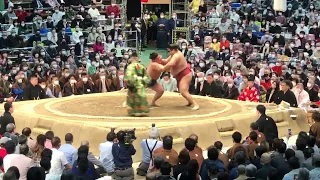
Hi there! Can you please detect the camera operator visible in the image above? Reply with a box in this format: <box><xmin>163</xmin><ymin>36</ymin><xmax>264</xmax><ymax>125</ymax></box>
<box><xmin>112</xmin><ymin>130</ymin><xmax>136</xmax><ymax>179</ymax></box>
<box><xmin>137</xmin><ymin>124</ymin><xmax>163</xmax><ymax>176</ymax></box>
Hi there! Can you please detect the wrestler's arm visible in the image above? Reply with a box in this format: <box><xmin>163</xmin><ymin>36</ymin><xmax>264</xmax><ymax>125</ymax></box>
<box><xmin>163</xmin><ymin>54</ymin><xmax>177</xmax><ymax>71</ymax></box>
<box><xmin>161</xmin><ymin>55</ymin><xmax>172</xmax><ymax>65</ymax></box>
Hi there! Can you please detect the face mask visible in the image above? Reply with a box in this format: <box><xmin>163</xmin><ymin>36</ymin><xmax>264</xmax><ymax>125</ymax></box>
<box><xmin>8</xmin><ymin>61</ymin><xmax>12</xmax><ymax>65</ymax></box>
<box><xmin>317</xmin><ymin>47</ymin><xmax>320</xmax><ymax>51</ymax></box>
<box><xmin>307</xmin><ymin>83</ymin><xmax>312</xmax><ymax>88</ymax></box>
<box><xmin>289</xmin><ymin>23</ymin><xmax>294</xmax><ymax>26</ymax></box>
<box><xmin>70</xmin><ymin>80</ymin><xmax>77</xmax><ymax>84</ymax></box>
<box><xmin>290</xmin><ymin>44</ymin><xmax>295</xmax><ymax>48</ymax></box>
<box><xmin>213</xmin><ymin>39</ymin><xmax>217</xmax><ymax>43</ymax></box>
<box><xmin>100</xmin><ymin>69</ymin><xmax>105</xmax><ymax>73</ymax></box>
<box><xmin>224</xmin><ymin>66</ymin><xmax>229</xmax><ymax>70</ymax></box>
<box><xmin>17</xmin><ymin>79</ymin><xmax>22</xmax><ymax>83</ymax></box>
<box><xmin>53</xmin><ymin>80</ymin><xmax>59</xmax><ymax>86</ymax></box>
<box><xmin>228</xmin><ymin>84</ymin><xmax>233</xmax><ymax>88</ymax></box>
<box><xmin>213</xmin><ymin>75</ymin><xmax>219</xmax><ymax>80</ymax></box>
<box><xmin>118</xmin><ymin>37</ymin><xmax>123</xmax><ymax>41</ymax></box>
<box><xmin>160</xmin><ymin>15</ymin><xmax>164</xmax><ymax>18</ymax></box>
<box><xmin>52</xmin><ymin>64</ymin><xmax>58</xmax><ymax>68</ymax></box>
<box><xmin>274</xmin><ymin>45</ymin><xmax>279</xmax><ymax>48</ymax></box>
<box><xmin>245</xmin><ymin>42</ymin><xmax>250</xmax><ymax>46</ymax></box>
<box><xmin>236</xmin><ymin>72</ymin><xmax>241</xmax><ymax>77</ymax></box>
<box><xmin>236</xmin><ymin>40</ymin><xmax>240</xmax><ymax>43</ymax></box>
<box><xmin>124</xmin><ymin>55</ymin><xmax>129</xmax><ymax>59</ymax></box>
<box><xmin>276</xmin><ymin>63</ymin><xmax>281</xmax><ymax>66</ymax></box>
<box><xmin>82</xmin><ymin>77</ymin><xmax>88</xmax><ymax>82</ymax></box>
<box><xmin>100</xmin><ymin>76</ymin><xmax>106</xmax><ymax>80</ymax></box>
<box><xmin>237</xmin><ymin>62</ymin><xmax>242</xmax><ymax>66</ymax></box>
<box><xmin>172</xmin><ymin>16</ymin><xmax>176</xmax><ymax>19</ymax></box>
<box><xmin>265</xmin><ymin>43</ymin><xmax>269</xmax><ymax>47</ymax></box>
<box><xmin>37</xmin><ymin>67</ymin><xmax>42</xmax><ymax>72</ymax></box>
<box><xmin>271</xmin><ymin>22</ymin><xmax>275</xmax><ymax>26</ymax></box>
<box><xmin>23</xmin><ymin>67</ymin><xmax>28</xmax><ymax>70</ymax></box>
<box><xmin>199</xmin><ymin>63</ymin><xmax>205</xmax><ymax>67</ymax></box>
<box><xmin>238</xmin><ymin>29</ymin><xmax>243</xmax><ymax>33</ymax></box>
<box><xmin>105</xmin><ymin>60</ymin><xmax>110</xmax><ymax>65</ymax></box>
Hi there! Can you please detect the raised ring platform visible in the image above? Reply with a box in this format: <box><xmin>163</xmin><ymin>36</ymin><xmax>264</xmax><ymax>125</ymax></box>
<box><xmin>7</xmin><ymin>90</ymin><xmax>309</xmax><ymax>162</ymax></box>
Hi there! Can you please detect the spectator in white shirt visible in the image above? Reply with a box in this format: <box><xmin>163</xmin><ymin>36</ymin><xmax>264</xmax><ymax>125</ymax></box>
<box><xmin>296</xmin><ymin>21</ymin><xmax>309</xmax><ymax>35</ymax></box>
<box><xmin>47</xmin><ymin>28</ymin><xmax>58</xmax><ymax>44</ymax></box>
<box><xmin>52</xmin><ymin>7</ymin><xmax>64</xmax><ymax>26</ymax></box>
<box><xmin>10</xmin><ymin>144</ymin><xmax>35</xmax><ymax>180</ymax></box>
<box><xmin>3</xmin><ymin>140</ymin><xmax>19</xmax><ymax>172</ymax></box>
<box><xmin>49</xmin><ymin>137</ymin><xmax>71</xmax><ymax>175</ymax></box>
<box><xmin>294</xmin><ymin>83</ymin><xmax>310</xmax><ymax>108</ymax></box>
<box><xmin>99</xmin><ymin>132</ymin><xmax>116</xmax><ymax>175</ymax></box>
<box><xmin>137</xmin><ymin>125</ymin><xmax>163</xmax><ymax>176</ymax></box>
<box><xmin>72</xmin><ymin>26</ymin><xmax>83</xmax><ymax>44</ymax></box>
<box><xmin>88</xmin><ymin>3</ymin><xmax>100</xmax><ymax>18</ymax></box>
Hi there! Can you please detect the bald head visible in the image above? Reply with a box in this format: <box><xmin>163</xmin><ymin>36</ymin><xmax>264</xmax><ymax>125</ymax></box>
<box><xmin>260</xmin><ymin>153</ymin><xmax>271</xmax><ymax>164</ymax></box>
<box><xmin>81</xmin><ymin>140</ymin><xmax>89</xmax><ymax>147</ymax></box>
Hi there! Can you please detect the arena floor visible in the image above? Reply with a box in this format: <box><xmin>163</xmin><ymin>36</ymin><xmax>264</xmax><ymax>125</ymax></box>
<box><xmin>7</xmin><ymin>90</ymin><xmax>309</xmax><ymax>162</ymax></box>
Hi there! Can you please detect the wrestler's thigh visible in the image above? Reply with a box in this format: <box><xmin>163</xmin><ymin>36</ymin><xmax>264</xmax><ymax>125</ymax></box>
<box><xmin>152</xmin><ymin>83</ymin><xmax>164</xmax><ymax>93</ymax></box>
<box><xmin>179</xmin><ymin>73</ymin><xmax>192</xmax><ymax>93</ymax></box>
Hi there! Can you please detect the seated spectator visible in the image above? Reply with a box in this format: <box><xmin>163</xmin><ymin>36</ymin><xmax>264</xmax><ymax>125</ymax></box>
<box><xmin>26</xmin><ymin>167</ymin><xmax>45</xmax><ymax>180</ymax></box>
<box><xmin>245</xmin><ymin>164</ymin><xmax>257</xmax><ymax>179</ymax></box>
<box><xmin>137</xmin><ymin>125</ymin><xmax>163</xmax><ymax>176</ymax></box>
<box><xmin>10</xmin><ymin>144</ymin><xmax>35</xmax><ymax>180</ymax></box>
<box><xmin>45</xmin><ymin>131</ymin><xmax>54</xmax><ymax>149</ymax></box>
<box><xmin>249</xmin><ymin>122</ymin><xmax>265</xmax><ymax>144</ymax></box>
<box><xmin>256</xmin><ymin>153</ymin><xmax>278</xmax><ymax>180</ymax></box>
<box><xmin>46</xmin><ymin>76</ymin><xmax>62</xmax><ymax>98</ymax></box>
<box><xmin>59</xmin><ymin>133</ymin><xmax>77</xmax><ymax>166</ymax></box>
<box><xmin>184</xmin><ymin>138</ymin><xmax>204</xmax><ymax>172</ymax></box>
<box><xmin>72</xmin><ymin>145</ymin><xmax>99</xmax><ymax>179</ymax></box>
<box><xmin>283</xmin><ymin>156</ymin><xmax>301</xmax><ymax>180</ymax></box>
<box><xmin>99</xmin><ymin>132</ymin><xmax>116</xmax><ymax>175</ymax></box>
<box><xmin>31</xmin><ymin>134</ymin><xmax>46</xmax><ymax>167</ymax></box>
<box><xmin>50</xmin><ymin>137</ymin><xmax>71</xmax><ymax>176</ymax></box>
<box><xmin>88</xmin><ymin>3</ymin><xmax>100</xmax><ymax>18</ymax></box>
<box><xmin>4</xmin><ymin>166</ymin><xmax>20</xmax><ymax>179</ymax></box>
<box><xmin>235</xmin><ymin>165</ymin><xmax>247</xmax><ymax>180</ymax></box>
<box><xmin>156</xmin><ymin>161</ymin><xmax>175</xmax><ymax>180</ymax></box>
<box><xmin>173</xmin><ymin>149</ymin><xmax>190</xmax><ymax>179</ymax></box>
<box><xmin>3</xmin><ymin>140</ymin><xmax>18</xmax><ymax>171</ymax></box>
<box><xmin>2</xmin><ymin>123</ymin><xmax>18</xmax><ymax>146</ymax></box>
<box><xmin>200</xmin><ymin>146</ymin><xmax>224</xmax><ymax>180</ymax></box>
<box><xmin>177</xmin><ymin>159</ymin><xmax>200</xmax><ymax>180</ymax></box>
<box><xmin>22</xmin><ymin>128</ymin><xmax>35</xmax><ymax>150</ymax></box>
<box><xmin>223</xmin><ymin>78</ymin><xmax>239</xmax><ymax>99</ymax></box>
<box><xmin>106</xmin><ymin>0</ymin><xmax>120</xmax><ymax>17</ymax></box>
<box><xmin>146</xmin><ymin>156</ymin><xmax>163</xmax><ymax>180</ymax></box>
<box><xmin>80</xmin><ymin>141</ymin><xmax>103</xmax><ymax>170</ymax></box>
<box><xmin>153</xmin><ymin>136</ymin><xmax>178</xmax><ymax>166</ymax></box>
<box><xmin>93</xmin><ymin>37</ymin><xmax>105</xmax><ymax>54</ymax></box>
<box><xmin>238</xmin><ymin>75</ymin><xmax>259</xmax><ymax>102</ymax></box>
<box><xmin>62</xmin><ymin>75</ymin><xmax>78</xmax><ymax>97</ymax></box>
<box><xmin>293</xmin><ymin>83</ymin><xmax>310</xmax><ymax>108</ymax></box>
<box><xmin>227</xmin><ymin>132</ymin><xmax>247</xmax><ymax>159</ymax></box>
<box><xmin>246</xmin><ymin>131</ymin><xmax>259</xmax><ymax>161</ymax></box>
<box><xmin>160</xmin><ymin>73</ymin><xmax>177</xmax><ymax>92</ymax></box>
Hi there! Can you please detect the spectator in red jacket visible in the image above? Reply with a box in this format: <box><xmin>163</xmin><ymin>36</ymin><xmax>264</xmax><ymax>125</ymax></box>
<box><xmin>106</xmin><ymin>0</ymin><xmax>120</xmax><ymax>17</ymax></box>
<box><xmin>238</xmin><ymin>75</ymin><xmax>259</xmax><ymax>102</ymax></box>
<box><xmin>15</xmin><ymin>6</ymin><xmax>27</xmax><ymax>23</ymax></box>
<box><xmin>220</xmin><ymin>34</ymin><xmax>230</xmax><ymax>50</ymax></box>
<box><xmin>271</xmin><ymin>59</ymin><xmax>283</xmax><ymax>77</ymax></box>
<box><xmin>93</xmin><ymin>36</ymin><xmax>105</xmax><ymax>54</ymax></box>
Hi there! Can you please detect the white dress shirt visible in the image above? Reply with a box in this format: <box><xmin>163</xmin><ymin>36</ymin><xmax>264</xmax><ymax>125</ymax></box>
<box><xmin>88</xmin><ymin>8</ymin><xmax>100</xmax><ymax>18</ymax></box>
<box><xmin>49</xmin><ymin>148</ymin><xmax>68</xmax><ymax>175</ymax></box>
<box><xmin>72</xmin><ymin>31</ymin><xmax>83</xmax><ymax>44</ymax></box>
<box><xmin>3</xmin><ymin>154</ymin><xmax>19</xmax><ymax>172</ymax></box>
<box><xmin>99</xmin><ymin>141</ymin><xmax>114</xmax><ymax>173</ymax></box>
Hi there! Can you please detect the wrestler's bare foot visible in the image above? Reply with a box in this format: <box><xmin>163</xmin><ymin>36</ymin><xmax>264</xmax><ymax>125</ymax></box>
<box><xmin>150</xmin><ymin>103</ymin><xmax>160</xmax><ymax>107</ymax></box>
<box><xmin>191</xmin><ymin>104</ymin><xmax>199</xmax><ymax>110</ymax></box>
<box><xmin>185</xmin><ymin>103</ymin><xmax>192</xmax><ymax>107</ymax></box>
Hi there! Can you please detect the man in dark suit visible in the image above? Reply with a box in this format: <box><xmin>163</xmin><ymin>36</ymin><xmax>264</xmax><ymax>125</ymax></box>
<box><xmin>140</xmin><ymin>16</ymin><xmax>147</xmax><ymax>49</ymax></box>
<box><xmin>168</xmin><ymin>12</ymin><xmax>183</xmax><ymax>43</ymax></box>
<box><xmin>199</xmin><ymin>73</ymin><xmax>223</xmax><ymax>98</ymax></box>
<box><xmin>274</xmin><ymin>80</ymin><xmax>298</xmax><ymax>107</ymax></box>
<box><xmin>190</xmin><ymin>25</ymin><xmax>204</xmax><ymax>41</ymax></box>
<box><xmin>223</xmin><ymin>79</ymin><xmax>239</xmax><ymax>99</ymax></box>
<box><xmin>108</xmin><ymin>24</ymin><xmax>122</xmax><ymax>41</ymax></box>
<box><xmin>0</xmin><ymin>102</ymin><xmax>15</xmax><ymax>135</ymax></box>
<box><xmin>57</xmin><ymin>28</ymin><xmax>71</xmax><ymax>45</ymax></box>
<box><xmin>255</xmin><ymin>105</ymin><xmax>278</xmax><ymax>146</ymax></box>
<box><xmin>75</xmin><ymin>36</ymin><xmax>87</xmax><ymax>56</ymax></box>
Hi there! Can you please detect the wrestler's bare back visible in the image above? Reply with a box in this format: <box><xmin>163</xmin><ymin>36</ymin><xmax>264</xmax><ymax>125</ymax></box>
<box><xmin>147</xmin><ymin>62</ymin><xmax>163</xmax><ymax>80</ymax></box>
<box><xmin>163</xmin><ymin>51</ymin><xmax>188</xmax><ymax>76</ymax></box>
